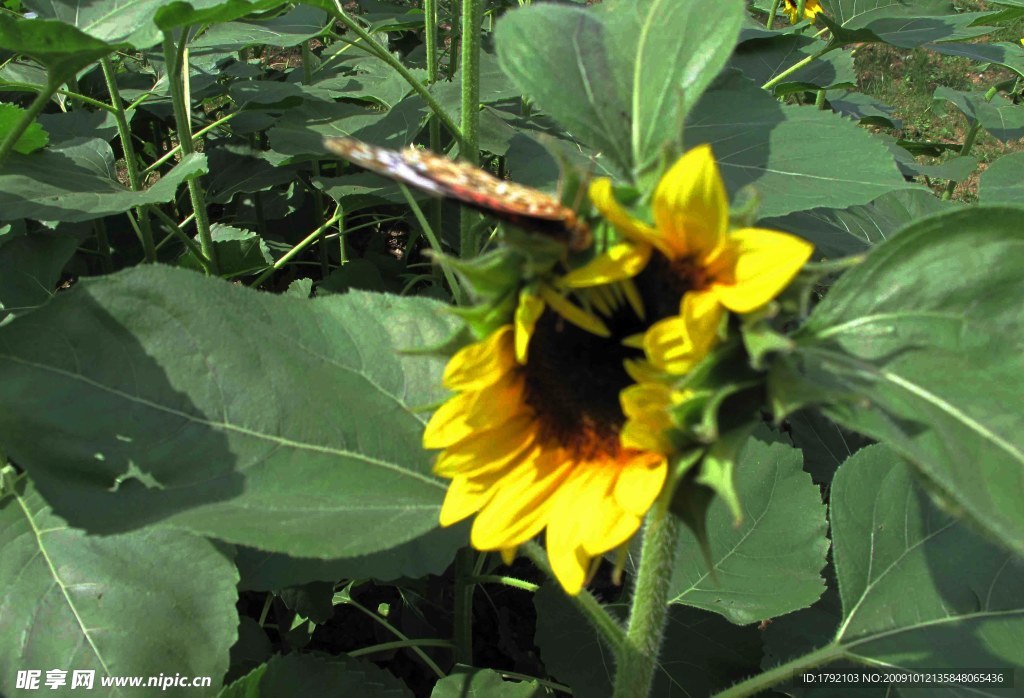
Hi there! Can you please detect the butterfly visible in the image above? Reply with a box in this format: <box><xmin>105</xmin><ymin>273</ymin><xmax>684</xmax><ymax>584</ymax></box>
<box><xmin>322</xmin><ymin>137</ymin><xmax>591</xmax><ymax>251</ymax></box>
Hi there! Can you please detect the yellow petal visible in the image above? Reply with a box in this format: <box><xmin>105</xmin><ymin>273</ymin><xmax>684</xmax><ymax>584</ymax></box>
<box><xmin>614</xmin><ymin>454</ymin><xmax>668</xmax><ymax>517</ymax></box>
<box><xmin>538</xmin><ymin>285</ymin><xmax>611</xmax><ymax>337</ymax></box>
<box><xmin>544</xmin><ymin>470</ymin><xmax>599</xmax><ymax>595</ymax></box>
<box><xmin>644</xmin><ymin>291</ymin><xmax>724</xmax><ymax>374</ymax></box>
<box><xmin>423</xmin><ymin>372</ymin><xmax>526</xmax><ymax>450</ymax></box>
<box><xmin>711</xmin><ymin>228</ymin><xmax>813</xmax><ymax>314</ymax></box>
<box><xmin>652</xmin><ymin>145</ymin><xmax>728</xmax><ymax>261</ymax></box>
<box><xmin>620</xmin><ymin>383</ymin><xmax>675</xmax><ymax>454</ymax></box>
<box><xmin>439</xmin><ymin>474</ymin><xmax>494</xmax><ymax>526</ymax></box>
<box><xmin>442</xmin><ymin>326</ymin><xmax>515</xmax><ymax>391</ymax></box>
<box><xmin>588</xmin><ymin>178</ymin><xmax>658</xmax><ymax>244</ymax></box>
<box><xmin>560</xmin><ymin>242</ymin><xmax>652</xmax><ymax>288</ymax></box>
<box><xmin>470</xmin><ymin>449</ymin><xmax>574</xmax><ymax>550</ymax></box>
<box><xmin>515</xmin><ymin>290</ymin><xmax>545</xmax><ymax>364</ymax></box>
<box><xmin>432</xmin><ymin>414</ymin><xmax>536</xmax><ymax>477</ymax></box>
<box><xmin>500</xmin><ymin>547</ymin><xmax>517</xmax><ymax>565</ymax></box>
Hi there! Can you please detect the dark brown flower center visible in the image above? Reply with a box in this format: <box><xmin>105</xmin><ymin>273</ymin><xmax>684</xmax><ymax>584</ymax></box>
<box><xmin>522</xmin><ymin>302</ymin><xmax>644</xmax><ymax>460</ymax></box>
<box><xmin>633</xmin><ymin>252</ymin><xmax>708</xmax><ymax>324</ymax></box>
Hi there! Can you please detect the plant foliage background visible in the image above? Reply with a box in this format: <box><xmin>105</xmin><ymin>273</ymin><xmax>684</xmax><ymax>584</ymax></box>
<box><xmin>0</xmin><ymin>0</ymin><xmax>1022</xmax><ymax>696</ymax></box>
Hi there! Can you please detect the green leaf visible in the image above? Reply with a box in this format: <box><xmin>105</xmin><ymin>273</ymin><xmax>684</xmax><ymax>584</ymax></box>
<box><xmin>789</xmin><ymin>206</ymin><xmax>1024</xmax><ymax>557</ymax></box>
<box><xmin>496</xmin><ymin>0</ymin><xmax>744</xmax><ymax>178</ymax></box>
<box><xmin>0</xmin><ymin>102</ymin><xmax>48</xmax><ymax>154</ymax></box>
<box><xmin>926</xmin><ymin>41</ymin><xmax>1024</xmax><ymax>79</ymax></box>
<box><xmin>236</xmin><ymin>525</ymin><xmax>466</xmax><ymax>591</ymax></box>
<box><xmin>731</xmin><ymin>35</ymin><xmax>856</xmax><ymax>94</ymax></box>
<box><xmin>219</xmin><ymin>653</ymin><xmax>411</xmax><ymax>697</ymax></box>
<box><xmin>0</xmin><ymin>265</ymin><xmax>462</xmax><ymax>558</ymax></box>
<box><xmin>667</xmin><ymin>440</ymin><xmax>829</xmax><ymax>624</ymax></box>
<box><xmin>979</xmin><ymin>151</ymin><xmax>1024</xmax><ymax>205</ymax></box>
<box><xmin>178</xmin><ymin>224</ymin><xmax>272</xmax><ymax>278</ymax></box>
<box><xmin>0</xmin><ymin>229</ymin><xmax>79</xmax><ymax>321</ymax></box>
<box><xmin>190</xmin><ymin>5</ymin><xmax>328</xmax><ymax>50</ymax></box>
<box><xmin>760</xmin><ymin>189</ymin><xmax>955</xmax><ymax>258</ymax></box>
<box><xmin>153</xmin><ymin>0</ymin><xmax>287</xmax><ymax>33</ymax></box>
<box><xmin>0</xmin><ymin>477</ymin><xmax>238</xmax><ymax>696</ymax></box>
<box><xmin>0</xmin><ymin>142</ymin><xmax>207</xmax><ymax>223</ymax></box>
<box><xmin>830</xmin><ymin>445</ymin><xmax>1024</xmax><ymax>679</ymax></box>
<box><xmin>935</xmin><ymin>87</ymin><xmax>1024</xmax><ymax>143</ymax></box>
<box><xmin>431</xmin><ymin>668</ymin><xmax>543</xmax><ymax>698</ymax></box>
<box><xmin>0</xmin><ymin>13</ymin><xmax>117</xmax><ymax>78</ymax></box>
<box><xmin>533</xmin><ymin>584</ymin><xmax>762</xmax><ymax>697</ymax></box>
<box><xmin>688</xmin><ymin>72</ymin><xmax>918</xmax><ymax>218</ymax></box>
<box><xmin>821</xmin><ymin>0</ymin><xmax>997</xmax><ymax>48</ymax></box>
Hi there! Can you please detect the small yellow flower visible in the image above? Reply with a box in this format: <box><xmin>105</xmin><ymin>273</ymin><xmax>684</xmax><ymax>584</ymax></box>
<box><xmin>783</xmin><ymin>0</ymin><xmax>823</xmax><ymax>24</ymax></box>
<box><xmin>424</xmin><ymin>290</ymin><xmax>668</xmax><ymax>595</ymax></box>
<box><xmin>564</xmin><ymin>145</ymin><xmax>813</xmax><ymax>376</ymax></box>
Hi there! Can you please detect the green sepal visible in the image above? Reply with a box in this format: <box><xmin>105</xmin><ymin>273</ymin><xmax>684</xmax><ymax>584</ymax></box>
<box><xmin>740</xmin><ymin>303</ymin><xmax>798</xmax><ymax>371</ymax></box>
<box><xmin>432</xmin><ymin>247</ymin><xmax>528</xmax><ymax>300</ymax></box>
<box><xmin>728</xmin><ymin>184</ymin><xmax>763</xmax><ymax>229</ymax></box>
<box><xmin>451</xmin><ymin>289</ymin><xmax>518</xmax><ymax>339</ymax></box>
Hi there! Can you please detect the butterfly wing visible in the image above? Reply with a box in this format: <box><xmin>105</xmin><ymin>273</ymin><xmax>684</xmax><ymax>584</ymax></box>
<box><xmin>323</xmin><ymin>137</ymin><xmax>590</xmax><ymax>250</ymax></box>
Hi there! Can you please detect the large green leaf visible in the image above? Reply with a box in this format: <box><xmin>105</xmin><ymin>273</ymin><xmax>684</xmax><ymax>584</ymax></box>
<box><xmin>925</xmin><ymin>41</ymin><xmax>1024</xmax><ymax>79</ymax></box>
<box><xmin>979</xmin><ymin>151</ymin><xmax>1024</xmax><ymax>205</ymax></box>
<box><xmin>0</xmin><ymin>13</ymin><xmax>118</xmax><ymax>78</ymax></box>
<box><xmin>760</xmin><ymin>189</ymin><xmax>954</xmax><ymax>259</ymax></box>
<box><xmin>190</xmin><ymin>5</ymin><xmax>328</xmax><ymax>50</ymax></box>
<box><xmin>783</xmin><ymin>206</ymin><xmax>1024</xmax><ymax>557</ymax></box>
<box><xmin>821</xmin><ymin>0</ymin><xmax>996</xmax><ymax>48</ymax></box>
<box><xmin>731</xmin><ymin>35</ymin><xmax>856</xmax><ymax>95</ymax></box>
<box><xmin>431</xmin><ymin>668</ymin><xmax>542</xmax><ymax>698</ymax></box>
<box><xmin>0</xmin><ymin>265</ymin><xmax>462</xmax><ymax>558</ymax></box>
<box><xmin>495</xmin><ymin>0</ymin><xmax>744</xmax><ymax>178</ymax></box>
<box><xmin>0</xmin><ymin>228</ymin><xmax>79</xmax><ymax>320</ymax></box>
<box><xmin>687</xmin><ymin>73</ymin><xmax>918</xmax><ymax>219</ymax></box>
<box><xmin>219</xmin><ymin>653</ymin><xmax>411</xmax><ymax>697</ymax></box>
<box><xmin>235</xmin><ymin>524</ymin><xmax>466</xmax><ymax>591</ymax></box>
<box><xmin>0</xmin><ymin>141</ymin><xmax>207</xmax><ymax>223</ymax></box>
<box><xmin>829</xmin><ymin>446</ymin><xmax>1024</xmax><ymax>685</ymax></box>
<box><xmin>666</xmin><ymin>440</ymin><xmax>828</xmax><ymax>625</ymax></box>
<box><xmin>0</xmin><ymin>102</ymin><xmax>48</xmax><ymax>154</ymax></box>
<box><xmin>0</xmin><ymin>477</ymin><xmax>238</xmax><ymax>697</ymax></box>
<box><xmin>935</xmin><ymin>87</ymin><xmax>1024</xmax><ymax>143</ymax></box>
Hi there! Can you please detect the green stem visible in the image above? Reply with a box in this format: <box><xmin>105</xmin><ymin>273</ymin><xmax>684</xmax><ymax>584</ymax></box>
<box><xmin>0</xmin><ymin>75</ymin><xmax>59</xmax><ymax>168</ymax></box>
<box><xmin>348</xmin><ymin>638</ymin><xmax>454</xmax><ymax>658</ymax></box>
<box><xmin>148</xmin><ymin>205</ymin><xmax>211</xmax><ymax>271</ymax></box>
<box><xmin>942</xmin><ymin>85</ymin><xmax>997</xmax><ymax>201</ymax></box>
<box><xmin>142</xmin><ymin>112</ymin><xmax>237</xmax><ymax>176</ymax></box>
<box><xmin>458</xmin><ymin>0</ymin><xmax>482</xmax><ymax>257</ymax></box>
<box><xmin>424</xmin><ymin>0</ymin><xmax>444</xmax><ymax>248</ymax></box>
<box><xmin>339</xmin><ymin>592</ymin><xmax>447</xmax><ymax>680</ymax></box>
<box><xmin>453</xmin><ymin>547</ymin><xmax>474</xmax><ymax>665</ymax></box>
<box><xmin>762</xmin><ymin>46</ymin><xmax>833</xmax><ymax>91</ymax></box>
<box><xmin>329</xmin><ymin>0</ymin><xmax>464</xmax><ymax>151</ymax></box>
<box><xmin>162</xmin><ymin>30</ymin><xmax>219</xmax><ymax>274</ymax></box>
<box><xmin>471</xmin><ymin>575</ymin><xmax>540</xmax><ymax>592</ymax></box>
<box><xmin>523</xmin><ymin>541</ymin><xmax>626</xmax><ymax>651</ymax></box>
<box><xmin>399</xmin><ymin>183</ymin><xmax>465</xmax><ymax>304</ymax></box>
<box><xmin>766</xmin><ymin>0</ymin><xmax>781</xmax><ymax>27</ymax></box>
<box><xmin>92</xmin><ymin>218</ymin><xmax>114</xmax><ymax>273</ymax></box>
<box><xmin>611</xmin><ymin>510</ymin><xmax>681</xmax><ymax>698</ymax></box>
<box><xmin>101</xmin><ymin>56</ymin><xmax>157</xmax><ymax>263</ymax></box>
<box><xmin>302</xmin><ymin>40</ymin><xmax>331</xmax><ymax>277</ymax></box>
<box><xmin>712</xmin><ymin>644</ymin><xmax>843</xmax><ymax>698</ymax></box>
<box><xmin>250</xmin><ymin>209</ymin><xmax>344</xmax><ymax>287</ymax></box>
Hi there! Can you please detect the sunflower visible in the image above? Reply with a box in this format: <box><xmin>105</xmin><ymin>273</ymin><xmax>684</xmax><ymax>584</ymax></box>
<box><xmin>782</xmin><ymin>0</ymin><xmax>823</xmax><ymax>24</ymax></box>
<box><xmin>562</xmin><ymin>144</ymin><xmax>814</xmax><ymax>377</ymax></box>
<box><xmin>424</xmin><ymin>284</ymin><xmax>667</xmax><ymax>594</ymax></box>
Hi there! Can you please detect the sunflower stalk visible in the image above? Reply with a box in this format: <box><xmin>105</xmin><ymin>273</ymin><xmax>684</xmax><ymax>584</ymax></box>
<box><xmin>458</xmin><ymin>0</ymin><xmax>483</xmax><ymax>257</ymax></box>
<box><xmin>612</xmin><ymin>509</ymin><xmax>680</xmax><ymax>698</ymax></box>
